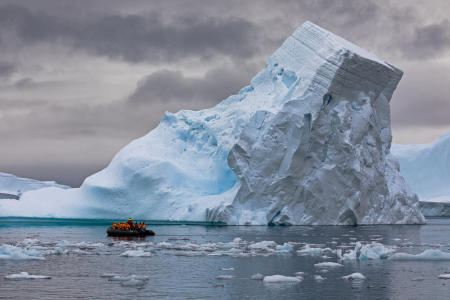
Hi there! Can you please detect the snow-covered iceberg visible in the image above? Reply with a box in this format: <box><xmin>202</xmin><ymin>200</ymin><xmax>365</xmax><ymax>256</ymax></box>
<box><xmin>392</xmin><ymin>132</ymin><xmax>450</xmax><ymax>217</ymax></box>
<box><xmin>0</xmin><ymin>21</ymin><xmax>424</xmax><ymax>225</ymax></box>
<box><xmin>0</xmin><ymin>172</ymin><xmax>69</xmax><ymax>200</ymax></box>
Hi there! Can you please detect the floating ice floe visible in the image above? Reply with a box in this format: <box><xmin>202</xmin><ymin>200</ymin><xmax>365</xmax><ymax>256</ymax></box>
<box><xmin>5</xmin><ymin>272</ymin><xmax>51</xmax><ymax>280</ymax></box>
<box><xmin>297</xmin><ymin>244</ymin><xmax>333</xmax><ymax>256</ymax></box>
<box><xmin>119</xmin><ymin>249</ymin><xmax>152</xmax><ymax>257</ymax></box>
<box><xmin>263</xmin><ymin>275</ymin><xmax>302</xmax><ymax>283</ymax></box>
<box><xmin>314</xmin><ymin>262</ymin><xmax>343</xmax><ymax>268</ymax></box>
<box><xmin>389</xmin><ymin>249</ymin><xmax>450</xmax><ymax>261</ymax></box>
<box><xmin>340</xmin><ymin>242</ymin><xmax>394</xmax><ymax>261</ymax></box>
<box><xmin>342</xmin><ymin>273</ymin><xmax>366</xmax><ymax>280</ymax></box>
<box><xmin>100</xmin><ymin>273</ymin><xmax>120</xmax><ymax>278</ymax></box>
<box><xmin>0</xmin><ymin>244</ymin><xmax>45</xmax><ymax>260</ymax></box>
<box><xmin>438</xmin><ymin>274</ymin><xmax>450</xmax><ymax>279</ymax></box>
<box><xmin>221</xmin><ymin>267</ymin><xmax>234</xmax><ymax>271</ymax></box>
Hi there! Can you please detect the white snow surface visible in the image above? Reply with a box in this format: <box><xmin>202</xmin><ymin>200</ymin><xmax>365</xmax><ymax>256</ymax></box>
<box><xmin>5</xmin><ymin>272</ymin><xmax>51</xmax><ymax>280</ymax></box>
<box><xmin>0</xmin><ymin>21</ymin><xmax>424</xmax><ymax>225</ymax></box>
<box><xmin>392</xmin><ymin>131</ymin><xmax>450</xmax><ymax>217</ymax></box>
<box><xmin>0</xmin><ymin>172</ymin><xmax>69</xmax><ymax>199</ymax></box>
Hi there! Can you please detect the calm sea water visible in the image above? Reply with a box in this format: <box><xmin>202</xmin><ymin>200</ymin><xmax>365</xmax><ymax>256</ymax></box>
<box><xmin>0</xmin><ymin>218</ymin><xmax>449</xmax><ymax>299</ymax></box>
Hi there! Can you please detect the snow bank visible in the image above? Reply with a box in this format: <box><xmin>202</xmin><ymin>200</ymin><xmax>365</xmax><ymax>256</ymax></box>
<box><xmin>1</xmin><ymin>21</ymin><xmax>424</xmax><ymax>225</ymax></box>
<box><xmin>389</xmin><ymin>249</ymin><xmax>450</xmax><ymax>261</ymax></box>
<box><xmin>5</xmin><ymin>272</ymin><xmax>51</xmax><ymax>280</ymax></box>
<box><xmin>263</xmin><ymin>275</ymin><xmax>302</xmax><ymax>283</ymax></box>
<box><xmin>342</xmin><ymin>273</ymin><xmax>365</xmax><ymax>280</ymax></box>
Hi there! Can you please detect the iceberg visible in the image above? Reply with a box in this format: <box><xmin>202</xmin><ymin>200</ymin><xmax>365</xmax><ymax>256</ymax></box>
<box><xmin>391</xmin><ymin>132</ymin><xmax>450</xmax><ymax>217</ymax></box>
<box><xmin>0</xmin><ymin>171</ymin><xmax>69</xmax><ymax>200</ymax></box>
<box><xmin>0</xmin><ymin>21</ymin><xmax>424</xmax><ymax>225</ymax></box>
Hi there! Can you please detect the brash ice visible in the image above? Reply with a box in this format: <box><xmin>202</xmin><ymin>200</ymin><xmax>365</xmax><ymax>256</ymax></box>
<box><xmin>0</xmin><ymin>22</ymin><xmax>425</xmax><ymax>225</ymax></box>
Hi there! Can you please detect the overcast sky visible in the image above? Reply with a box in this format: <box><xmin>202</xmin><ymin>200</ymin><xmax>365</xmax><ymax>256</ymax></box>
<box><xmin>0</xmin><ymin>0</ymin><xmax>449</xmax><ymax>187</ymax></box>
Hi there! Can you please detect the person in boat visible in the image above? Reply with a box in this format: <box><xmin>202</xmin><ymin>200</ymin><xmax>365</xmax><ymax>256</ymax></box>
<box><xmin>112</xmin><ymin>222</ymin><xmax>117</xmax><ymax>230</ymax></box>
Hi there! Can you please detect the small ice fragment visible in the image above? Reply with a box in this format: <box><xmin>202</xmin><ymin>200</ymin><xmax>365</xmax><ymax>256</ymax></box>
<box><xmin>276</xmin><ymin>243</ymin><xmax>293</xmax><ymax>253</ymax></box>
<box><xmin>119</xmin><ymin>249</ymin><xmax>151</xmax><ymax>257</ymax></box>
<box><xmin>438</xmin><ymin>274</ymin><xmax>450</xmax><ymax>279</ymax></box>
<box><xmin>121</xmin><ymin>279</ymin><xmax>147</xmax><ymax>286</ymax></box>
<box><xmin>251</xmin><ymin>273</ymin><xmax>264</xmax><ymax>280</ymax></box>
<box><xmin>342</xmin><ymin>272</ymin><xmax>366</xmax><ymax>280</ymax></box>
<box><xmin>263</xmin><ymin>275</ymin><xmax>302</xmax><ymax>283</ymax></box>
<box><xmin>216</xmin><ymin>275</ymin><xmax>234</xmax><ymax>280</ymax></box>
<box><xmin>110</xmin><ymin>275</ymin><xmax>149</xmax><ymax>282</ymax></box>
<box><xmin>314</xmin><ymin>262</ymin><xmax>343</xmax><ymax>268</ymax></box>
<box><xmin>5</xmin><ymin>272</ymin><xmax>51</xmax><ymax>280</ymax></box>
<box><xmin>221</xmin><ymin>268</ymin><xmax>234</xmax><ymax>271</ymax></box>
<box><xmin>390</xmin><ymin>249</ymin><xmax>450</xmax><ymax>261</ymax></box>
<box><xmin>295</xmin><ymin>271</ymin><xmax>305</xmax><ymax>276</ymax></box>
<box><xmin>314</xmin><ymin>275</ymin><xmax>325</xmax><ymax>281</ymax></box>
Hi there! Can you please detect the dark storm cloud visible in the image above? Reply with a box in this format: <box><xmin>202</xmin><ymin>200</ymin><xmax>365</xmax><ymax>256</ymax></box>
<box><xmin>0</xmin><ymin>61</ymin><xmax>15</xmax><ymax>78</ymax></box>
<box><xmin>0</xmin><ymin>4</ymin><xmax>259</xmax><ymax>63</ymax></box>
<box><xmin>129</xmin><ymin>67</ymin><xmax>252</xmax><ymax>105</ymax></box>
<box><xmin>399</xmin><ymin>20</ymin><xmax>450</xmax><ymax>60</ymax></box>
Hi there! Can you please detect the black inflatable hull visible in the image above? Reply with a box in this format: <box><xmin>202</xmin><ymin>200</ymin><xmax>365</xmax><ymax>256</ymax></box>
<box><xmin>106</xmin><ymin>227</ymin><xmax>155</xmax><ymax>237</ymax></box>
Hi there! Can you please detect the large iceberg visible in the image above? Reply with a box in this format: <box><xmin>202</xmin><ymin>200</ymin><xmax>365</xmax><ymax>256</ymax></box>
<box><xmin>392</xmin><ymin>131</ymin><xmax>450</xmax><ymax>217</ymax></box>
<box><xmin>0</xmin><ymin>172</ymin><xmax>69</xmax><ymax>200</ymax></box>
<box><xmin>0</xmin><ymin>22</ymin><xmax>425</xmax><ymax>225</ymax></box>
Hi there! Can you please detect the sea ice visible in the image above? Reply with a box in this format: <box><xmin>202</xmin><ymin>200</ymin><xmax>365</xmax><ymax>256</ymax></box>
<box><xmin>5</xmin><ymin>272</ymin><xmax>51</xmax><ymax>280</ymax></box>
<box><xmin>251</xmin><ymin>273</ymin><xmax>264</xmax><ymax>280</ymax></box>
<box><xmin>341</xmin><ymin>242</ymin><xmax>394</xmax><ymax>260</ymax></box>
<box><xmin>216</xmin><ymin>275</ymin><xmax>234</xmax><ymax>280</ymax></box>
<box><xmin>438</xmin><ymin>274</ymin><xmax>450</xmax><ymax>279</ymax></box>
<box><xmin>314</xmin><ymin>262</ymin><xmax>343</xmax><ymax>268</ymax></box>
<box><xmin>389</xmin><ymin>249</ymin><xmax>450</xmax><ymax>261</ymax></box>
<box><xmin>0</xmin><ymin>244</ymin><xmax>45</xmax><ymax>260</ymax></box>
<box><xmin>263</xmin><ymin>275</ymin><xmax>302</xmax><ymax>283</ymax></box>
<box><xmin>314</xmin><ymin>275</ymin><xmax>326</xmax><ymax>281</ymax></box>
<box><xmin>119</xmin><ymin>249</ymin><xmax>151</xmax><ymax>257</ymax></box>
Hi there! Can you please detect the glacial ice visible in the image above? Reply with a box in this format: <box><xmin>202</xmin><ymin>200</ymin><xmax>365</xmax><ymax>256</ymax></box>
<box><xmin>314</xmin><ymin>262</ymin><xmax>343</xmax><ymax>268</ymax></box>
<box><xmin>119</xmin><ymin>249</ymin><xmax>152</xmax><ymax>257</ymax></box>
<box><xmin>0</xmin><ymin>21</ymin><xmax>424</xmax><ymax>225</ymax></box>
<box><xmin>340</xmin><ymin>242</ymin><xmax>395</xmax><ymax>260</ymax></box>
<box><xmin>438</xmin><ymin>274</ymin><xmax>450</xmax><ymax>279</ymax></box>
<box><xmin>0</xmin><ymin>244</ymin><xmax>45</xmax><ymax>260</ymax></box>
<box><xmin>389</xmin><ymin>249</ymin><xmax>450</xmax><ymax>261</ymax></box>
<box><xmin>0</xmin><ymin>171</ymin><xmax>68</xmax><ymax>200</ymax></box>
<box><xmin>392</xmin><ymin>131</ymin><xmax>450</xmax><ymax>217</ymax></box>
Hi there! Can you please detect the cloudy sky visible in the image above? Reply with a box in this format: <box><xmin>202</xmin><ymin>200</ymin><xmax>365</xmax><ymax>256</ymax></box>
<box><xmin>0</xmin><ymin>0</ymin><xmax>449</xmax><ymax>187</ymax></box>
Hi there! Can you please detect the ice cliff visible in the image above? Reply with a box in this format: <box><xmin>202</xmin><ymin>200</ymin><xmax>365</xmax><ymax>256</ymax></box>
<box><xmin>0</xmin><ymin>172</ymin><xmax>69</xmax><ymax>200</ymax></box>
<box><xmin>0</xmin><ymin>21</ymin><xmax>425</xmax><ymax>224</ymax></box>
<box><xmin>392</xmin><ymin>132</ymin><xmax>450</xmax><ymax>217</ymax></box>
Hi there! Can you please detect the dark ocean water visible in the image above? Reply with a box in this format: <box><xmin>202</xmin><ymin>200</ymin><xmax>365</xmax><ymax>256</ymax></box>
<box><xmin>0</xmin><ymin>218</ymin><xmax>449</xmax><ymax>299</ymax></box>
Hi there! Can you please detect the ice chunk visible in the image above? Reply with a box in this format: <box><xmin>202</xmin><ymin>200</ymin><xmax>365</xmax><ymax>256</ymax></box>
<box><xmin>100</xmin><ymin>273</ymin><xmax>120</xmax><ymax>278</ymax></box>
<box><xmin>342</xmin><ymin>273</ymin><xmax>365</xmax><ymax>280</ymax></box>
<box><xmin>438</xmin><ymin>274</ymin><xmax>450</xmax><ymax>279</ymax></box>
<box><xmin>121</xmin><ymin>279</ymin><xmax>147</xmax><ymax>286</ymax></box>
<box><xmin>248</xmin><ymin>241</ymin><xmax>277</xmax><ymax>251</ymax></box>
<box><xmin>314</xmin><ymin>262</ymin><xmax>343</xmax><ymax>268</ymax></box>
<box><xmin>0</xmin><ymin>244</ymin><xmax>45</xmax><ymax>260</ymax></box>
<box><xmin>341</xmin><ymin>242</ymin><xmax>394</xmax><ymax>260</ymax></box>
<box><xmin>119</xmin><ymin>249</ymin><xmax>151</xmax><ymax>257</ymax></box>
<box><xmin>221</xmin><ymin>268</ymin><xmax>234</xmax><ymax>271</ymax></box>
<box><xmin>276</xmin><ymin>243</ymin><xmax>294</xmax><ymax>253</ymax></box>
<box><xmin>263</xmin><ymin>275</ymin><xmax>302</xmax><ymax>283</ymax></box>
<box><xmin>297</xmin><ymin>244</ymin><xmax>332</xmax><ymax>256</ymax></box>
<box><xmin>5</xmin><ymin>272</ymin><xmax>51</xmax><ymax>280</ymax></box>
<box><xmin>389</xmin><ymin>249</ymin><xmax>450</xmax><ymax>261</ymax></box>
<box><xmin>109</xmin><ymin>275</ymin><xmax>149</xmax><ymax>282</ymax></box>
<box><xmin>251</xmin><ymin>273</ymin><xmax>264</xmax><ymax>280</ymax></box>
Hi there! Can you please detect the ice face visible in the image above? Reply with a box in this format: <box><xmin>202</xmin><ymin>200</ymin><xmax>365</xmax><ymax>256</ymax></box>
<box><xmin>0</xmin><ymin>21</ymin><xmax>425</xmax><ymax>225</ymax></box>
<box><xmin>392</xmin><ymin>131</ymin><xmax>450</xmax><ymax>217</ymax></box>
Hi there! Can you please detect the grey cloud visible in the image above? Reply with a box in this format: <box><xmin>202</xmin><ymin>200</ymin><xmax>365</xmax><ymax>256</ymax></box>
<box><xmin>129</xmin><ymin>67</ymin><xmax>252</xmax><ymax>106</ymax></box>
<box><xmin>0</xmin><ymin>4</ymin><xmax>260</xmax><ymax>63</ymax></box>
<box><xmin>0</xmin><ymin>61</ymin><xmax>15</xmax><ymax>78</ymax></box>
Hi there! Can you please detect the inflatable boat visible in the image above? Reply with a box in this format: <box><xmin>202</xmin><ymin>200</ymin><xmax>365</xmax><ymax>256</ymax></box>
<box><xmin>106</xmin><ymin>227</ymin><xmax>155</xmax><ymax>237</ymax></box>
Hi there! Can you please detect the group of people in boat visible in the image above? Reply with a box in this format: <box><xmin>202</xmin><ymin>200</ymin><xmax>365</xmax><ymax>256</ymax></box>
<box><xmin>112</xmin><ymin>218</ymin><xmax>146</xmax><ymax>231</ymax></box>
